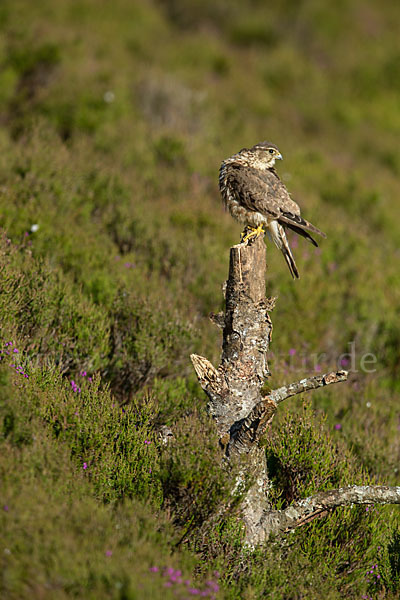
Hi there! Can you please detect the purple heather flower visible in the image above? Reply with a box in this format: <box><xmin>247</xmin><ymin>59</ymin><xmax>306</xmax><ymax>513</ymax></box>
<box><xmin>314</xmin><ymin>364</ymin><xmax>322</xmax><ymax>372</ymax></box>
<box><xmin>206</xmin><ymin>582</ymin><xmax>219</xmax><ymax>592</ymax></box>
<box><xmin>188</xmin><ymin>589</ymin><xmax>200</xmax><ymax>596</ymax></box>
<box><xmin>13</xmin><ymin>348</ymin><xmax>18</xmax><ymax>353</ymax></box>
<box><xmin>144</xmin><ymin>440</ymin><xmax>151</xmax><ymax>445</ymax></box>
<box><xmin>169</xmin><ymin>570</ymin><xmax>182</xmax><ymax>582</ymax></box>
<box><xmin>289</xmin><ymin>348</ymin><xmax>296</xmax><ymax>356</ymax></box>
<box><xmin>80</xmin><ymin>370</ymin><xmax>87</xmax><ymax>377</ymax></box>
<box><xmin>213</xmin><ymin>571</ymin><xmax>220</xmax><ymax>578</ymax></box>
<box><xmin>340</xmin><ymin>358</ymin><xmax>349</xmax><ymax>367</ymax></box>
<box><xmin>334</xmin><ymin>424</ymin><xmax>342</xmax><ymax>430</ymax></box>
<box><xmin>70</xmin><ymin>380</ymin><xmax>81</xmax><ymax>393</ymax></box>
<box><xmin>105</xmin><ymin>550</ymin><xmax>112</xmax><ymax>557</ymax></box>
<box><xmin>3</xmin><ymin>505</ymin><xmax>9</xmax><ymax>512</ymax></box>
<box><xmin>83</xmin><ymin>462</ymin><xmax>88</xmax><ymax>470</ymax></box>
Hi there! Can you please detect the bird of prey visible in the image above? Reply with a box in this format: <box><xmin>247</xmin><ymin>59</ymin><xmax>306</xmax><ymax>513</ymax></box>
<box><xmin>219</xmin><ymin>141</ymin><xmax>326</xmax><ymax>279</ymax></box>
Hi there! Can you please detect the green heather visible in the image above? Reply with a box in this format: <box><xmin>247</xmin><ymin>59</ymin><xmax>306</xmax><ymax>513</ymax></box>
<box><xmin>1</xmin><ymin>0</ymin><xmax>400</xmax><ymax>597</ymax></box>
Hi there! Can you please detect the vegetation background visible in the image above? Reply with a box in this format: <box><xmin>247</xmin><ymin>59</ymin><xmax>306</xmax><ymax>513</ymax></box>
<box><xmin>1</xmin><ymin>0</ymin><xmax>400</xmax><ymax>598</ymax></box>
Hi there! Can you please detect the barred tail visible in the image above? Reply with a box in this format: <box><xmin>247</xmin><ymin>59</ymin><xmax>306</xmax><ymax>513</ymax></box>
<box><xmin>269</xmin><ymin>221</ymin><xmax>299</xmax><ymax>279</ymax></box>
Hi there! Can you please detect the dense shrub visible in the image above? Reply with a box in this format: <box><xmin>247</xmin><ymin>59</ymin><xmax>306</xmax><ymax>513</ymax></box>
<box><xmin>0</xmin><ymin>0</ymin><xmax>400</xmax><ymax>597</ymax></box>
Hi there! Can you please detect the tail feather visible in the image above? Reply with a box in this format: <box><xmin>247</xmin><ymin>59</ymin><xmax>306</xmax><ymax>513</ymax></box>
<box><xmin>284</xmin><ymin>222</ymin><xmax>318</xmax><ymax>247</ymax></box>
<box><xmin>269</xmin><ymin>221</ymin><xmax>299</xmax><ymax>279</ymax></box>
<box><xmin>279</xmin><ymin>211</ymin><xmax>327</xmax><ymax>239</ymax></box>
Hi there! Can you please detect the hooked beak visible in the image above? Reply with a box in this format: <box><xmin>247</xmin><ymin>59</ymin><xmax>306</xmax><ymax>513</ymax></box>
<box><xmin>276</xmin><ymin>152</ymin><xmax>283</xmax><ymax>160</ymax></box>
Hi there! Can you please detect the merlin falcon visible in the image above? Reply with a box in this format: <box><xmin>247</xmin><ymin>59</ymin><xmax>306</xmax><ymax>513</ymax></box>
<box><xmin>219</xmin><ymin>141</ymin><xmax>326</xmax><ymax>279</ymax></box>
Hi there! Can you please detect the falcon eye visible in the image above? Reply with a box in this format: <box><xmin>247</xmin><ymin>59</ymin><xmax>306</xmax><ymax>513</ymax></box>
<box><xmin>268</xmin><ymin>149</ymin><xmax>274</xmax><ymax>154</ymax></box>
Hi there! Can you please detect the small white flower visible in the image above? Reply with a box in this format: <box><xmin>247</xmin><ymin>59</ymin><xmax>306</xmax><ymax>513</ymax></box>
<box><xmin>30</xmin><ymin>224</ymin><xmax>39</xmax><ymax>233</ymax></box>
<box><xmin>103</xmin><ymin>91</ymin><xmax>115</xmax><ymax>103</ymax></box>
<box><xmin>366</xmin><ymin>401</ymin><xmax>371</xmax><ymax>408</ymax></box>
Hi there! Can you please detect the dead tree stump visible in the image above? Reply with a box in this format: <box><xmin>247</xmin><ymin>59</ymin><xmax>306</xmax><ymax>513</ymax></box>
<box><xmin>191</xmin><ymin>236</ymin><xmax>400</xmax><ymax>547</ymax></box>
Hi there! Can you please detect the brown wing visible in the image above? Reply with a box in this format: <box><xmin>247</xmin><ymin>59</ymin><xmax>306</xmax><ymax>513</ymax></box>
<box><xmin>227</xmin><ymin>165</ymin><xmax>284</xmax><ymax>219</ymax></box>
<box><xmin>228</xmin><ymin>165</ymin><xmax>326</xmax><ymax>239</ymax></box>
<box><xmin>255</xmin><ymin>167</ymin><xmax>301</xmax><ymax>215</ymax></box>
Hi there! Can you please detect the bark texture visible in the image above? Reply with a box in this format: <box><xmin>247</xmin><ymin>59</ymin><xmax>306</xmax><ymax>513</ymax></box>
<box><xmin>192</xmin><ymin>239</ymin><xmax>272</xmax><ymax>443</ymax></box>
<box><xmin>261</xmin><ymin>485</ymin><xmax>400</xmax><ymax>539</ymax></box>
<box><xmin>191</xmin><ymin>236</ymin><xmax>400</xmax><ymax>546</ymax></box>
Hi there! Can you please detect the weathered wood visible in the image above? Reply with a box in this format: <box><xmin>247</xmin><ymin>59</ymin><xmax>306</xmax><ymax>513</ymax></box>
<box><xmin>227</xmin><ymin>370</ymin><xmax>348</xmax><ymax>458</ymax></box>
<box><xmin>191</xmin><ymin>236</ymin><xmax>274</xmax><ymax>444</ymax></box>
<box><xmin>190</xmin><ymin>235</ymin><xmax>400</xmax><ymax>546</ymax></box>
<box><xmin>260</xmin><ymin>485</ymin><xmax>400</xmax><ymax>538</ymax></box>
<box><xmin>268</xmin><ymin>370</ymin><xmax>348</xmax><ymax>405</ymax></box>
<box><xmin>221</xmin><ymin>239</ymin><xmax>273</xmax><ymax>421</ymax></box>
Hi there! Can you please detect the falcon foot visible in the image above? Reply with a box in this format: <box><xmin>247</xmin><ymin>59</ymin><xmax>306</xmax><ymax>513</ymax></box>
<box><xmin>241</xmin><ymin>224</ymin><xmax>265</xmax><ymax>243</ymax></box>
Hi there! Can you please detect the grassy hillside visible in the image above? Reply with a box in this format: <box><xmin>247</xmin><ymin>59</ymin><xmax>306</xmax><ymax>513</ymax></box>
<box><xmin>1</xmin><ymin>0</ymin><xmax>400</xmax><ymax>597</ymax></box>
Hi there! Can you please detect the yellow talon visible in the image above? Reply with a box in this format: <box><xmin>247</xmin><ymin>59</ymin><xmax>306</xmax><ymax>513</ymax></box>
<box><xmin>240</xmin><ymin>228</ymin><xmax>251</xmax><ymax>242</ymax></box>
<box><xmin>241</xmin><ymin>224</ymin><xmax>265</xmax><ymax>243</ymax></box>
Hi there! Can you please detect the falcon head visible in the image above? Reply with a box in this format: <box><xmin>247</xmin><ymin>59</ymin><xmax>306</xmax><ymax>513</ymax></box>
<box><xmin>223</xmin><ymin>141</ymin><xmax>283</xmax><ymax>171</ymax></box>
<box><xmin>248</xmin><ymin>141</ymin><xmax>283</xmax><ymax>168</ymax></box>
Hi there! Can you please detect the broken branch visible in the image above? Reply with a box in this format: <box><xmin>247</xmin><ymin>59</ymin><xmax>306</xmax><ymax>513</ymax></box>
<box><xmin>268</xmin><ymin>370</ymin><xmax>348</xmax><ymax>405</ymax></box>
<box><xmin>259</xmin><ymin>485</ymin><xmax>400</xmax><ymax>540</ymax></box>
